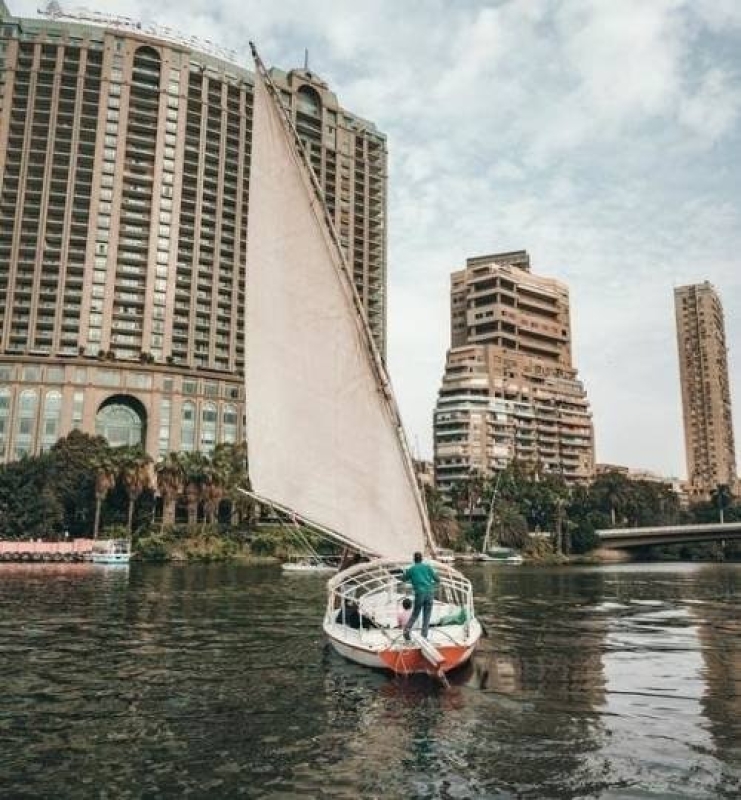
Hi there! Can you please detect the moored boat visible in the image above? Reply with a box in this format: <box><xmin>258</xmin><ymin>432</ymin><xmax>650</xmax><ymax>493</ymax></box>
<box><xmin>476</xmin><ymin>546</ymin><xmax>524</xmax><ymax>565</ymax></box>
<box><xmin>282</xmin><ymin>554</ymin><xmax>337</xmax><ymax>573</ymax></box>
<box><xmin>89</xmin><ymin>538</ymin><xmax>131</xmax><ymax>565</ymax></box>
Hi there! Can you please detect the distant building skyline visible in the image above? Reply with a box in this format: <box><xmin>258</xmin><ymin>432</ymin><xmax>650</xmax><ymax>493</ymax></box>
<box><xmin>674</xmin><ymin>282</ymin><xmax>737</xmax><ymax>497</ymax></box>
<box><xmin>434</xmin><ymin>250</ymin><xmax>594</xmax><ymax>493</ymax></box>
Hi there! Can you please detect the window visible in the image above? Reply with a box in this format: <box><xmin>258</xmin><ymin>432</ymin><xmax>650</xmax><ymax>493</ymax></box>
<box><xmin>96</xmin><ymin>402</ymin><xmax>144</xmax><ymax>448</ymax></box>
<box><xmin>0</xmin><ymin>388</ymin><xmax>10</xmax><ymax>456</ymax></box>
<box><xmin>97</xmin><ymin>370</ymin><xmax>120</xmax><ymax>387</ymax></box>
<box><xmin>181</xmin><ymin>400</ymin><xmax>196</xmax><ymax>452</ymax></box>
<box><xmin>222</xmin><ymin>404</ymin><xmax>237</xmax><ymax>444</ymax></box>
<box><xmin>128</xmin><ymin>372</ymin><xmax>153</xmax><ymax>389</ymax></box>
<box><xmin>14</xmin><ymin>389</ymin><xmax>38</xmax><ymax>458</ymax></box>
<box><xmin>158</xmin><ymin>397</ymin><xmax>171</xmax><ymax>456</ymax></box>
<box><xmin>71</xmin><ymin>391</ymin><xmax>84</xmax><ymax>429</ymax></box>
<box><xmin>200</xmin><ymin>402</ymin><xmax>217</xmax><ymax>454</ymax></box>
<box><xmin>41</xmin><ymin>390</ymin><xmax>62</xmax><ymax>449</ymax></box>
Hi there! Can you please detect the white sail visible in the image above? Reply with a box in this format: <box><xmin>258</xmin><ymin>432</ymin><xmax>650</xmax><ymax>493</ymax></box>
<box><xmin>244</xmin><ymin>65</ymin><xmax>429</xmax><ymax>561</ymax></box>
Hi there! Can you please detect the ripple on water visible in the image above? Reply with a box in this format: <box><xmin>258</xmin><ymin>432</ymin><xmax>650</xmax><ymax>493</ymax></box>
<box><xmin>1</xmin><ymin>562</ymin><xmax>741</xmax><ymax>798</ymax></box>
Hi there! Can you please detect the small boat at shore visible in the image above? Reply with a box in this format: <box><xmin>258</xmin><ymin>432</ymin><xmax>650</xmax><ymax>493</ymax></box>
<box><xmin>241</xmin><ymin>46</ymin><xmax>483</xmax><ymax>677</ymax></box>
<box><xmin>475</xmin><ymin>546</ymin><xmax>524</xmax><ymax>565</ymax></box>
<box><xmin>89</xmin><ymin>538</ymin><xmax>131</xmax><ymax>565</ymax></box>
<box><xmin>282</xmin><ymin>554</ymin><xmax>337</xmax><ymax>574</ymax></box>
<box><xmin>475</xmin><ymin>472</ymin><xmax>523</xmax><ymax>565</ymax></box>
<box><xmin>434</xmin><ymin>548</ymin><xmax>456</xmax><ymax>565</ymax></box>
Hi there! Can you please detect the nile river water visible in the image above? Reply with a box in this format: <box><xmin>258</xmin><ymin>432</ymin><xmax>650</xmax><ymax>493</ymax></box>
<box><xmin>1</xmin><ymin>562</ymin><xmax>740</xmax><ymax>799</ymax></box>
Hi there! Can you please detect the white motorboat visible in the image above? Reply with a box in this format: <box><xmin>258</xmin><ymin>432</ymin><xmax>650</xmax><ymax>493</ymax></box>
<box><xmin>89</xmin><ymin>538</ymin><xmax>131</xmax><ymax>565</ymax></box>
<box><xmin>476</xmin><ymin>547</ymin><xmax>524</xmax><ymax>565</ymax></box>
<box><xmin>434</xmin><ymin>548</ymin><xmax>456</xmax><ymax>565</ymax></box>
<box><xmin>241</xmin><ymin>47</ymin><xmax>483</xmax><ymax>677</ymax></box>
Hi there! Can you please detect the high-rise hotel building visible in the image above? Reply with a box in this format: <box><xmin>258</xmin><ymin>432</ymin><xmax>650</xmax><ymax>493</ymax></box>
<box><xmin>434</xmin><ymin>251</ymin><xmax>594</xmax><ymax>492</ymax></box>
<box><xmin>674</xmin><ymin>282</ymin><xmax>737</xmax><ymax>497</ymax></box>
<box><xmin>0</xmin><ymin>2</ymin><xmax>387</xmax><ymax>461</ymax></box>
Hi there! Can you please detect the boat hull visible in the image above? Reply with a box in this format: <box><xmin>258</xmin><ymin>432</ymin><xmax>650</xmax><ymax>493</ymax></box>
<box><xmin>325</xmin><ymin>630</ymin><xmax>478</xmax><ymax>675</ymax></box>
<box><xmin>90</xmin><ymin>553</ymin><xmax>130</xmax><ymax>565</ymax></box>
<box><xmin>324</xmin><ymin>618</ymin><xmax>482</xmax><ymax>676</ymax></box>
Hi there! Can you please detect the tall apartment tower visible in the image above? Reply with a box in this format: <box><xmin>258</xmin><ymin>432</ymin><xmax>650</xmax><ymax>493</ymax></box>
<box><xmin>0</xmin><ymin>3</ymin><xmax>387</xmax><ymax>462</ymax></box>
<box><xmin>674</xmin><ymin>282</ymin><xmax>737</xmax><ymax>497</ymax></box>
<box><xmin>434</xmin><ymin>250</ymin><xmax>594</xmax><ymax>492</ymax></box>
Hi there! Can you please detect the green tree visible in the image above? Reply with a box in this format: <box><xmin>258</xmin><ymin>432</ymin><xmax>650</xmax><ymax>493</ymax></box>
<box><xmin>591</xmin><ymin>470</ymin><xmax>632</xmax><ymax>527</ymax></box>
<box><xmin>423</xmin><ymin>484</ymin><xmax>460</xmax><ymax>548</ymax></box>
<box><xmin>450</xmin><ymin>469</ymin><xmax>486</xmax><ymax>524</ymax></box>
<box><xmin>711</xmin><ymin>484</ymin><xmax>733</xmax><ymax>524</ymax></box>
<box><xmin>0</xmin><ymin>455</ymin><xmax>63</xmax><ymax>539</ymax></box>
<box><xmin>92</xmin><ymin>453</ymin><xmax>118</xmax><ymax>539</ymax></box>
<box><xmin>155</xmin><ymin>452</ymin><xmax>187</xmax><ymax>529</ymax></box>
<box><xmin>492</xmin><ymin>499</ymin><xmax>529</xmax><ymax>549</ymax></box>
<box><xmin>49</xmin><ymin>430</ymin><xmax>111</xmax><ymax>535</ymax></box>
<box><xmin>212</xmin><ymin>442</ymin><xmax>249</xmax><ymax>524</ymax></box>
<box><xmin>116</xmin><ymin>446</ymin><xmax>153</xmax><ymax>533</ymax></box>
<box><xmin>182</xmin><ymin>452</ymin><xmax>209</xmax><ymax>525</ymax></box>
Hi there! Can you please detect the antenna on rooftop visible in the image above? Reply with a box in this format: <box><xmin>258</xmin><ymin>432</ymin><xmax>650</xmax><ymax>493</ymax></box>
<box><xmin>304</xmin><ymin>48</ymin><xmax>309</xmax><ymax>71</ymax></box>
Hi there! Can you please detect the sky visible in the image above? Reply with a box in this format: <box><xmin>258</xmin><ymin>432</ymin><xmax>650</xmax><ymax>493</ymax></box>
<box><xmin>15</xmin><ymin>0</ymin><xmax>741</xmax><ymax>479</ymax></box>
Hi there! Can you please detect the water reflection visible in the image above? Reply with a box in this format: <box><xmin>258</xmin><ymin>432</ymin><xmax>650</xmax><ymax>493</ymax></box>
<box><xmin>1</xmin><ymin>562</ymin><xmax>741</xmax><ymax>798</ymax></box>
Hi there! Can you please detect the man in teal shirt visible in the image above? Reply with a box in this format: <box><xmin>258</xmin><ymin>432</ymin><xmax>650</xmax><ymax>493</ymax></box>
<box><xmin>401</xmin><ymin>551</ymin><xmax>439</xmax><ymax>640</ymax></box>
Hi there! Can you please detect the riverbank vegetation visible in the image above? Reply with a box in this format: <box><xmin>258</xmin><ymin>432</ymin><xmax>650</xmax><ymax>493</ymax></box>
<box><xmin>427</xmin><ymin>463</ymin><xmax>741</xmax><ymax>562</ymax></box>
<box><xmin>0</xmin><ymin>436</ymin><xmax>738</xmax><ymax>562</ymax></box>
<box><xmin>0</xmin><ymin>431</ymin><xmax>255</xmax><ymax>557</ymax></box>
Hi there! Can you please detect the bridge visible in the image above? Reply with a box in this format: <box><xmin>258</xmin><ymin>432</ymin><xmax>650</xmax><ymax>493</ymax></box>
<box><xmin>597</xmin><ymin>522</ymin><xmax>741</xmax><ymax>549</ymax></box>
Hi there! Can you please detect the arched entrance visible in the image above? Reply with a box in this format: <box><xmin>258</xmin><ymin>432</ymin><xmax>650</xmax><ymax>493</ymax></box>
<box><xmin>96</xmin><ymin>395</ymin><xmax>147</xmax><ymax>448</ymax></box>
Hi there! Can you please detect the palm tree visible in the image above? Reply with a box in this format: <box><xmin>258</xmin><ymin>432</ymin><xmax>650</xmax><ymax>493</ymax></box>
<box><xmin>212</xmin><ymin>442</ymin><xmax>248</xmax><ymax>524</ymax></box>
<box><xmin>117</xmin><ymin>447</ymin><xmax>153</xmax><ymax>533</ymax></box>
<box><xmin>423</xmin><ymin>484</ymin><xmax>459</xmax><ymax>547</ymax></box>
<box><xmin>200</xmin><ymin>459</ymin><xmax>228</xmax><ymax>526</ymax></box>
<box><xmin>495</xmin><ymin>501</ymin><xmax>529</xmax><ymax>549</ymax></box>
<box><xmin>155</xmin><ymin>453</ymin><xmax>186</xmax><ymax>529</ymax></box>
<box><xmin>450</xmin><ymin>469</ymin><xmax>486</xmax><ymax>524</ymax></box>
<box><xmin>182</xmin><ymin>452</ymin><xmax>209</xmax><ymax>526</ymax></box>
<box><xmin>92</xmin><ymin>454</ymin><xmax>117</xmax><ymax>539</ymax></box>
<box><xmin>594</xmin><ymin>470</ymin><xmax>631</xmax><ymax>527</ymax></box>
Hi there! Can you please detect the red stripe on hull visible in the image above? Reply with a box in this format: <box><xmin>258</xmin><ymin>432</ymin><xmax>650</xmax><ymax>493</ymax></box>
<box><xmin>378</xmin><ymin>644</ymin><xmax>472</xmax><ymax>675</ymax></box>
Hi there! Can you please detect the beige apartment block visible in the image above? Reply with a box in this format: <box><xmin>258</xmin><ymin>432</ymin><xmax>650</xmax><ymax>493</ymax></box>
<box><xmin>0</xmin><ymin>3</ymin><xmax>387</xmax><ymax>462</ymax></box>
<box><xmin>674</xmin><ymin>282</ymin><xmax>737</xmax><ymax>498</ymax></box>
<box><xmin>435</xmin><ymin>251</ymin><xmax>594</xmax><ymax>492</ymax></box>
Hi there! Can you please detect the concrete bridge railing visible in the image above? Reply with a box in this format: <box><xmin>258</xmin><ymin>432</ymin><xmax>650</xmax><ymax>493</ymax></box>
<box><xmin>597</xmin><ymin>522</ymin><xmax>741</xmax><ymax>549</ymax></box>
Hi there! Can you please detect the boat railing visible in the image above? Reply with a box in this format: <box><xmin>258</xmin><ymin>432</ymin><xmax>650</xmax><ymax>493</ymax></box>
<box><xmin>327</xmin><ymin>558</ymin><xmax>475</xmax><ymax>619</ymax></box>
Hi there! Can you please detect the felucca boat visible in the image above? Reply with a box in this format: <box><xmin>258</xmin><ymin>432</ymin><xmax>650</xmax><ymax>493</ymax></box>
<box><xmin>243</xmin><ymin>47</ymin><xmax>482</xmax><ymax>676</ymax></box>
<box><xmin>475</xmin><ymin>472</ymin><xmax>523</xmax><ymax>565</ymax></box>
